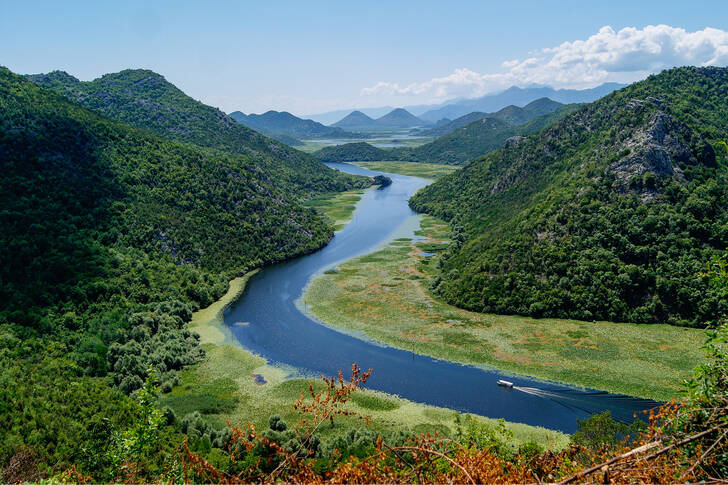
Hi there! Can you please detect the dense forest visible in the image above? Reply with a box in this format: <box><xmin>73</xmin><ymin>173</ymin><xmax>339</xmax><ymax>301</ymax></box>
<box><xmin>315</xmin><ymin>104</ymin><xmax>580</xmax><ymax>166</ymax></box>
<box><xmin>27</xmin><ymin>69</ymin><xmax>365</xmax><ymax>197</ymax></box>
<box><xmin>410</xmin><ymin>67</ymin><xmax>728</xmax><ymax>326</ymax></box>
<box><xmin>0</xmin><ymin>67</ymin><xmax>374</xmax><ymax>477</ymax></box>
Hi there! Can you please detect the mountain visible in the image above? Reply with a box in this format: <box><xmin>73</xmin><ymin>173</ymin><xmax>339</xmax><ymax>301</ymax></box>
<box><xmin>316</xmin><ymin>104</ymin><xmax>579</xmax><ymax>166</ymax></box>
<box><xmin>374</xmin><ymin>108</ymin><xmax>428</xmax><ymax>128</ymax></box>
<box><xmin>0</xmin><ymin>66</ymin><xmax>380</xmax><ymax>469</ymax></box>
<box><xmin>418</xmin><ymin>83</ymin><xmax>624</xmax><ymax>122</ymax></box>
<box><xmin>27</xmin><ymin>69</ymin><xmax>365</xmax><ymax>197</ymax></box>
<box><xmin>304</xmin><ymin>83</ymin><xmax>623</xmax><ymax>126</ymax></box>
<box><xmin>490</xmin><ymin>97</ymin><xmax>564</xmax><ymax>125</ymax></box>
<box><xmin>305</xmin><ymin>106</ymin><xmax>395</xmax><ymax>125</ymax></box>
<box><xmin>422</xmin><ymin>98</ymin><xmax>564</xmax><ymax>137</ymax></box>
<box><xmin>331</xmin><ymin>108</ymin><xmax>428</xmax><ymax>131</ymax></box>
<box><xmin>228</xmin><ymin>110</ymin><xmax>365</xmax><ymax>141</ymax></box>
<box><xmin>331</xmin><ymin>110</ymin><xmax>378</xmax><ymax>130</ymax></box>
<box><xmin>410</xmin><ymin>67</ymin><xmax>728</xmax><ymax>326</ymax></box>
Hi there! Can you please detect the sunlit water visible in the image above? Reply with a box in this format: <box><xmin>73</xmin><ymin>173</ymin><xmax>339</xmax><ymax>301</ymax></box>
<box><xmin>224</xmin><ymin>163</ymin><xmax>658</xmax><ymax>433</ymax></box>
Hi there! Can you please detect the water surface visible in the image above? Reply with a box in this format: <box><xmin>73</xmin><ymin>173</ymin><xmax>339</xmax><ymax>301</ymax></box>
<box><xmin>224</xmin><ymin>163</ymin><xmax>658</xmax><ymax>433</ymax></box>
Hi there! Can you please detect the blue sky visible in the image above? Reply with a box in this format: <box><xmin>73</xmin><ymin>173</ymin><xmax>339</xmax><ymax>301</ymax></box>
<box><xmin>2</xmin><ymin>1</ymin><xmax>727</xmax><ymax>115</ymax></box>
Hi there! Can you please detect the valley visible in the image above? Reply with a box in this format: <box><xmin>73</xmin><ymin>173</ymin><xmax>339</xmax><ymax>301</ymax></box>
<box><xmin>3</xmin><ymin>25</ymin><xmax>728</xmax><ymax>479</ymax></box>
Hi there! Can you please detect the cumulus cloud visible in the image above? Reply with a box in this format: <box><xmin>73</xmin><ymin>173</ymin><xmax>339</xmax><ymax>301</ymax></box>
<box><xmin>362</xmin><ymin>25</ymin><xmax>728</xmax><ymax>99</ymax></box>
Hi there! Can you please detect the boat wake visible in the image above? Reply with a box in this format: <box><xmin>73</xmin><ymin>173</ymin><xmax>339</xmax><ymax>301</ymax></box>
<box><xmin>512</xmin><ymin>386</ymin><xmax>659</xmax><ymax>424</ymax></box>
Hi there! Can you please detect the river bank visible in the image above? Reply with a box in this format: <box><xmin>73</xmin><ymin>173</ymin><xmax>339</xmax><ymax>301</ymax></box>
<box><xmin>302</xmin><ymin>211</ymin><xmax>708</xmax><ymax>401</ymax></box>
<box><xmin>166</xmin><ymin>258</ymin><xmax>569</xmax><ymax>451</ymax></box>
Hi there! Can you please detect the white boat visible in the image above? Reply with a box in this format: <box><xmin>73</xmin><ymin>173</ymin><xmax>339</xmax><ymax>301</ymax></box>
<box><xmin>497</xmin><ymin>379</ymin><xmax>514</xmax><ymax>388</ymax></box>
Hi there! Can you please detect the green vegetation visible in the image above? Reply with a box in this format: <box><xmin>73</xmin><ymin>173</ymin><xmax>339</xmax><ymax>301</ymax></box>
<box><xmin>303</xmin><ymin>215</ymin><xmax>707</xmax><ymax>400</ymax></box>
<box><xmin>314</xmin><ymin>104</ymin><xmax>580</xmax><ymax>165</ymax></box>
<box><xmin>315</xmin><ymin>142</ymin><xmax>391</xmax><ymax>161</ymax></box>
<box><xmin>0</xmin><ymin>66</ymin><xmax>370</xmax><ymax>477</ymax></box>
<box><xmin>411</xmin><ymin>67</ymin><xmax>728</xmax><ymax>326</ymax></box>
<box><xmin>27</xmin><ymin>69</ymin><xmax>369</xmax><ymax>198</ymax></box>
<box><xmin>351</xmin><ymin>161</ymin><xmax>458</xmax><ymax>179</ymax></box>
<box><xmin>302</xmin><ymin>189</ymin><xmax>367</xmax><ymax>231</ymax></box>
<box><xmin>299</xmin><ymin>134</ymin><xmax>435</xmax><ymax>153</ymax></box>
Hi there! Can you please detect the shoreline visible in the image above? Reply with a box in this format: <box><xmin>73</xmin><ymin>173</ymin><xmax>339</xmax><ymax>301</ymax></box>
<box><xmin>301</xmin><ymin>214</ymin><xmax>707</xmax><ymax>402</ymax></box>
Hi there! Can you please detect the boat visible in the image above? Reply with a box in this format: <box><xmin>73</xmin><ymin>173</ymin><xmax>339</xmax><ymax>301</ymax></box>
<box><xmin>497</xmin><ymin>379</ymin><xmax>514</xmax><ymax>388</ymax></box>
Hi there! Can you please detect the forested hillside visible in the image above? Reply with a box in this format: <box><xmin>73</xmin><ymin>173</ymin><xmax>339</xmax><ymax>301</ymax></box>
<box><xmin>0</xmin><ymin>67</ymin><xmax>370</xmax><ymax>475</ymax></box>
<box><xmin>410</xmin><ymin>67</ymin><xmax>728</xmax><ymax>326</ymax></box>
<box><xmin>27</xmin><ymin>69</ymin><xmax>363</xmax><ymax>197</ymax></box>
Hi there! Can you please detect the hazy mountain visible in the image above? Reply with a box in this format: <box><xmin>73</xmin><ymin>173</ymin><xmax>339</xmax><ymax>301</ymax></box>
<box><xmin>418</xmin><ymin>83</ymin><xmax>624</xmax><ymax>122</ymax></box>
<box><xmin>304</xmin><ymin>83</ymin><xmax>623</xmax><ymax>126</ymax></box>
<box><xmin>331</xmin><ymin>108</ymin><xmax>428</xmax><ymax>131</ymax></box>
<box><xmin>305</xmin><ymin>106</ymin><xmax>395</xmax><ymax>125</ymax></box>
<box><xmin>229</xmin><ymin>110</ymin><xmax>365</xmax><ymax>141</ymax></box>
<box><xmin>316</xmin><ymin>104</ymin><xmax>579</xmax><ymax>165</ymax></box>
<box><xmin>331</xmin><ymin>110</ymin><xmax>378</xmax><ymax>130</ymax></box>
<box><xmin>375</xmin><ymin>108</ymin><xmax>428</xmax><ymax>128</ymax></box>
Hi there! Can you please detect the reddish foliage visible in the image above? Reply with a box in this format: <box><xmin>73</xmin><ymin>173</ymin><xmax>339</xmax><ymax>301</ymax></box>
<box><xmin>179</xmin><ymin>365</ymin><xmax>727</xmax><ymax>484</ymax></box>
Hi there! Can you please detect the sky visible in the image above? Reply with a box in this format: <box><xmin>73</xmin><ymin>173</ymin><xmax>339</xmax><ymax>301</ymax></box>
<box><xmin>2</xmin><ymin>1</ymin><xmax>728</xmax><ymax>116</ymax></box>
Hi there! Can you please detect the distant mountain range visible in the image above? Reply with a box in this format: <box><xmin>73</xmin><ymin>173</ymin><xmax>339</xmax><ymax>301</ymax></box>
<box><xmin>420</xmin><ymin>97</ymin><xmax>563</xmax><ymax>137</ymax></box>
<box><xmin>229</xmin><ymin>110</ymin><xmax>365</xmax><ymax>143</ymax></box>
<box><xmin>418</xmin><ymin>83</ymin><xmax>625</xmax><ymax>122</ymax></box>
<box><xmin>316</xmin><ymin>103</ymin><xmax>580</xmax><ymax>166</ymax></box>
<box><xmin>304</xmin><ymin>82</ymin><xmax>624</xmax><ymax>125</ymax></box>
<box><xmin>331</xmin><ymin>108</ymin><xmax>429</xmax><ymax>131</ymax></box>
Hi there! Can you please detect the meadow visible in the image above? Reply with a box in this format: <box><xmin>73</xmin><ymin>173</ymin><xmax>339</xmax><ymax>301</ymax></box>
<box><xmin>303</xmin><ymin>215</ymin><xmax>709</xmax><ymax>401</ymax></box>
<box><xmin>298</xmin><ymin>132</ymin><xmax>434</xmax><ymax>153</ymax></box>
<box><xmin>301</xmin><ymin>188</ymin><xmax>366</xmax><ymax>231</ymax></box>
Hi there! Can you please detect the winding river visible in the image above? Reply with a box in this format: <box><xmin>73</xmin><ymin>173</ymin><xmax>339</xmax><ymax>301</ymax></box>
<box><xmin>224</xmin><ymin>163</ymin><xmax>658</xmax><ymax>434</ymax></box>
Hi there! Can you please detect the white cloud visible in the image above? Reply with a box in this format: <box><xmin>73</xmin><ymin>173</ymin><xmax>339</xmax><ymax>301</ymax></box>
<box><xmin>362</xmin><ymin>25</ymin><xmax>728</xmax><ymax>100</ymax></box>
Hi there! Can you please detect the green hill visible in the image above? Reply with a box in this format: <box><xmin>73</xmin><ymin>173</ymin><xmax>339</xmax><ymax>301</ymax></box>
<box><xmin>27</xmin><ymin>69</ymin><xmax>363</xmax><ymax>197</ymax></box>
<box><xmin>0</xmin><ymin>67</ymin><xmax>373</xmax><ymax>471</ymax></box>
<box><xmin>315</xmin><ymin>142</ymin><xmax>390</xmax><ymax>163</ymax></box>
<box><xmin>410</xmin><ymin>67</ymin><xmax>728</xmax><ymax>326</ymax></box>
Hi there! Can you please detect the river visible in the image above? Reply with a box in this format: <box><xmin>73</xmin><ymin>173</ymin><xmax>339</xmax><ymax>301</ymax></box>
<box><xmin>223</xmin><ymin>162</ymin><xmax>658</xmax><ymax>433</ymax></box>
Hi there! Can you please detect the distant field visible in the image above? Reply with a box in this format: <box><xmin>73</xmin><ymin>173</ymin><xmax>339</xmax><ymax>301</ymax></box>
<box><xmin>303</xmin><ymin>215</ymin><xmax>709</xmax><ymax>401</ymax></box>
<box><xmin>351</xmin><ymin>161</ymin><xmax>458</xmax><ymax>179</ymax></box>
<box><xmin>298</xmin><ymin>131</ymin><xmax>434</xmax><ymax>153</ymax></box>
<box><xmin>302</xmin><ymin>189</ymin><xmax>366</xmax><ymax>231</ymax></box>
<box><xmin>164</xmin><ymin>273</ymin><xmax>569</xmax><ymax>450</ymax></box>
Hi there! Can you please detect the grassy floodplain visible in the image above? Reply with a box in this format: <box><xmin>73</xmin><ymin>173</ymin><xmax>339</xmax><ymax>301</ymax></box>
<box><xmin>302</xmin><ymin>188</ymin><xmax>366</xmax><ymax>231</ymax></box>
<box><xmin>298</xmin><ymin>132</ymin><xmax>434</xmax><ymax>153</ymax></box>
<box><xmin>304</xmin><ymin>215</ymin><xmax>709</xmax><ymax>401</ymax></box>
<box><xmin>161</xmin><ymin>270</ymin><xmax>569</xmax><ymax>451</ymax></box>
<box><xmin>351</xmin><ymin>161</ymin><xmax>458</xmax><ymax>179</ymax></box>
